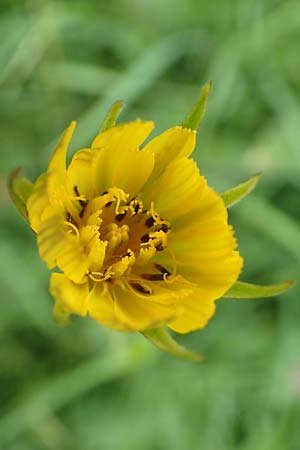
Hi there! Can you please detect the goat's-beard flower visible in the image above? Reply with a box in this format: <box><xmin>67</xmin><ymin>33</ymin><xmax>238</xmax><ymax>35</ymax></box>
<box><xmin>10</xmin><ymin>84</ymin><xmax>292</xmax><ymax>360</ymax></box>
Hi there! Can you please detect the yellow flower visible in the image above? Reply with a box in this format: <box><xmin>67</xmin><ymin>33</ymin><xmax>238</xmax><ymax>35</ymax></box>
<box><xmin>10</xmin><ymin>83</ymin><xmax>292</xmax><ymax>360</ymax></box>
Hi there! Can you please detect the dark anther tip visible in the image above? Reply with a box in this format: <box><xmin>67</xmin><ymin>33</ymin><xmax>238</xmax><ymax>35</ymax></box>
<box><xmin>116</xmin><ymin>212</ymin><xmax>126</xmax><ymax>222</ymax></box>
<box><xmin>145</xmin><ymin>216</ymin><xmax>155</xmax><ymax>228</ymax></box>
<box><xmin>130</xmin><ymin>282</ymin><xmax>152</xmax><ymax>295</ymax></box>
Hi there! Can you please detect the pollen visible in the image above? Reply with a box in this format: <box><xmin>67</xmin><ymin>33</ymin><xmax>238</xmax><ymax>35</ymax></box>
<box><xmin>70</xmin><ymin>187</ymin><xmax>171</xmax><ymax>289</ymax></box>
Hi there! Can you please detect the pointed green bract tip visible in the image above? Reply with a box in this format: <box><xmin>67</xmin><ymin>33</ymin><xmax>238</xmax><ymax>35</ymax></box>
<box><xmin>142</xmin><ymin>327</ymin><xmax>203</xmax><ymax>362</ymax></box>
<box><xmin>224</xmin><ymin>280</ymin><xmax>294</xmax><ymax>299</ymax></box>
<box><xmin>182</xmin><ymin>80</ymin><xmax>212</xmax><ymax>131</ymax></box>
<box><xmin>221</xmin><ymin>173</ymin><xmax>262</xmax><ymax>208</ymax></box>
<box><xmin>8</xmin><ymin>168</ymin><xmax>34</xmax><ymax>220</ymax></box>
<box><xmin>99</xmin><ymin>101</ymin><xmax>125</xmax><ymax>133</ymax></box>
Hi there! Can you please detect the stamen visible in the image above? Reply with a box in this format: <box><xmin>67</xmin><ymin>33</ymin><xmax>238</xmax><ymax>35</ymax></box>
<box><xmin>145</xmin><ymin>216</ymin><xmax>155</xmax><ymax>228</ymax></box>
<box><xmin>73</xmin><ymin>186</ymin><xmax>88</xmax><ymax>219</ymax></box>
<box><xmin>63</xmin><ymin>220</ymin><xmax>79</xmax><ymax>239</ymax></box>
<box><xmin>74</xmin><ymin>186</ymin><xmax>87</xmax><ymax>207</ymax></box>
<box><xmin>110</xmin><ymin>249</ymin><xmax>135</xmax><ymax>277</ymax></box>
<box><xmin>66</xmin><ymin>213</ymin><xmax>74</xmax><ymax>223</ymax></box>
<box><xmin>128</xmin><ymin>199</ymin><xmax>143</xmax><ymax>215</ymax></box>
<box><xmin>105</xmin><ymin>223</ymin><xmax>129</xmax><ymax>253</ymax></box>
<box><xmin>154</xmin><ymin>263</ymin><xmax>171</xmax><ymax>275</ymax></box>
<box><xmin>89</xmin><ymin>267</ymin><xmax>114</xmax><ymax>282</ymax></box>
<box><xmin>129</xmin><ymin>282</ymin><xmax>152</xmax><ymax>295</ymax></box>
<box><xmin>69</xmin><ymin>186</ymin><xmax>172</xmax><ymax>288</ymax></box>
<box><xmin>159</xmin><ymin>223</ymin><xmax>170</xmax><ymax>233</ymax></box>
<box><xmin>116</xmin><ymin>212</ymin><xmax>126</xmax><ymax>222</ymax></box>
<box><xmin>141</xmin><ymin>273</ymin><xmax>165</xmax><ymax>281</ymax></box>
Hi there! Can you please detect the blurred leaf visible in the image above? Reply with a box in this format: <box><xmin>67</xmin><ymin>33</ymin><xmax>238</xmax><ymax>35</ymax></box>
<box><xmin>142</xmin><ymin>328</ymin><xmax>203</xmax><ymax>362</ymax></box>
<box><xmin>0</xmin><ymin>346</ymin><xmax>144</xmax><ymax>446</ymax></box>
<box><xmin>236</xmin><ymin>196</ymin><xmax>300</xmax><ymax>263</ymax></box>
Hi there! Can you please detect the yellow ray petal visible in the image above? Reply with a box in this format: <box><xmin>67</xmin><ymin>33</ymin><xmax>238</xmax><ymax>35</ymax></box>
<box><xmin>37</xmin><ymin>206</ymin><xmax>89</xmax><ymax>283</ymax></box>
<box><xmin>48</xmin><ymin>121</ymin><xmax>76</xmax><ymax>176</ymax></box>
<box><xmin>87</xmin><ymin>283</ymin><xmax>130</xmax><ymax>331</ymax></box>
<box><xmin>92</xmin><ymin>119</ymin><xmax>154</xmax><ymax>150</ymax></box>
<box><xmin>170</xmin><ymin>179</ymin><xmax>228</xmax><ymax>232</ymax></box>
<box><xmin>170</xmin><ymin>222</ymin><xmax>243</xmax><ymax>299</ymax></box>
<box><xmin>90</xmin><ymin>121</ymin><xmax>155</xmax><ymax>196</ymax></box>
<box><xmin>113</xmin><ymin>285</ymin><xmax>179</xmax><ymax>331</ymax></box>
<box><xmin>142</xmin><ymin>126</ymin><xmax>196</xmax><ymax>182</ymax></box>
<box><xmin>56</xmin><ymin>121</ymin><xmax>148</xmax><ymax>198</ymax></box>
<box><xmin>27</xmin><ymin>173</ymin><xmax>50</xmax><ymax>232</ymax></box>
<box><xmin>144</xmin><ymin>157</ymin><xmax>206</xmax><ymax>218</ymax></box>
<box><xmin>167</xmin><ymin>178</ymin><xmax>243</xmax><ymax>298</ymax></box>
<box><xmin>92</xmin><ymin>144</ymin><xmax>154</xmax><ymax>197</ymax></box>
<box><xmin>168</xmin><ymin>291</ymin><xmax>216</xmax><ymax>334</ymax></box>
<box><xmin>50</xmin><ymin>273</ymin><xmax>89</xmax><ymax>324</ymax></box>
<box><xmin>46</xmin><ymin>122</ymin><xmax>80</xmax><ymax>220</ymax></box>
<box><xmin>67</xmin><ymin>149</ymin><xmax>95</xmax><ymax>199</ymax></box>
<box><xmin>175</xmin><ymin>252</ymin><xmax>243</xmax><ymax>300</ymax></box>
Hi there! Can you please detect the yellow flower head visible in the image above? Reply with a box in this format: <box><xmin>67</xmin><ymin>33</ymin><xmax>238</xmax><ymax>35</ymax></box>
<box><xmin>10</xmin><ymin>83</ymin><xmax>292</xmax><ymax>360</ymax></box>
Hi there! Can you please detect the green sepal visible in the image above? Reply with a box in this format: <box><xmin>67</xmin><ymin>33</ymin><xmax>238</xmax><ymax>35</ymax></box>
<box><xmin>8</xmin><ymin>168</ymin><xmax>34</xmax><ymax>220</ymax></box>
<box><xmin>142</xmin><ymin>327</ymin><xmax>203</xmax><ymax>362</ymax></box>
<box><xmin>221</xmin><ymin>173</ymin><xmax>262</xmax><ymax>208</ymax></box>
<box><xmin>182</xmin><ymin>80</ymin><xmax>211</xmax><ymax>131</ymax></box>
<box><xmin>224</xmin><ymin>280</ymin><xmax>293</xmax><ymax>299</ymax></box>
<box><xmin>99</xmin><ymin>101</ymin><xmax>125</xmax><ymax>133</ymax></box>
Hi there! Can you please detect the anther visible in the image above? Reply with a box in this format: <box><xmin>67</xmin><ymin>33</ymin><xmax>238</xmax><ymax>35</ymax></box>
<box><xmin>159</xmin><ymin>223</ymin><xmax>170</xmax><ymax>233</ymax></box>
<box><xmin>155</xmin><ymin>242</ymin><xmax>165</xmax><ymax>252</ymax></box>
<box><xmin>154</xmin><ymin>263</ymin><xmax>170</xmax><ymax>275</ymax></box>
<box><xmin>141</xmin><ymin>233</ymin><xmax>149</xmax><ymax>243</ymax></box>
<box><xmin>66</xmin><ymin>213</ymin><xmax>74</xmax><ymax>223</ymax></box>
<box><xmin>145</xmin><ymin>216</ymin><xmax>155</xmax><ymax>228</ymax></box>
<box><xmin>74</xmin><ymin>186</ymin><xmax>87</xmax><ymax>215</ymax></box>
<box><xmin>130</xmin><ymin>282</ymin><xmax>152</xmax><ymax>295</ymax></box>
<box><xmin>116</xmin><ymin>212</ymin><xmax>126</xmax><ymax>222</ymax></box>
<box><xmin>141</xmin><ymin>273</ymin><xmax>165</xmax><ymax>281</ymax></box>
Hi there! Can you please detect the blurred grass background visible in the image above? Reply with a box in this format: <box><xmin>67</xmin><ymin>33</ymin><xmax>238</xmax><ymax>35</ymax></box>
<box><xmin>1</xmin><ymin>0</ymin><xmax>300</xmax><ymax>449</ymax></box>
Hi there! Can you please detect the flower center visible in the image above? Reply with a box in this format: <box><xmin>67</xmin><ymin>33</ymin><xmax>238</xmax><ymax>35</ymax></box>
<box><xmin>71</xmin><ymin>187</ymin><xmax>171</xmax><ymax>290</ymax></box>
